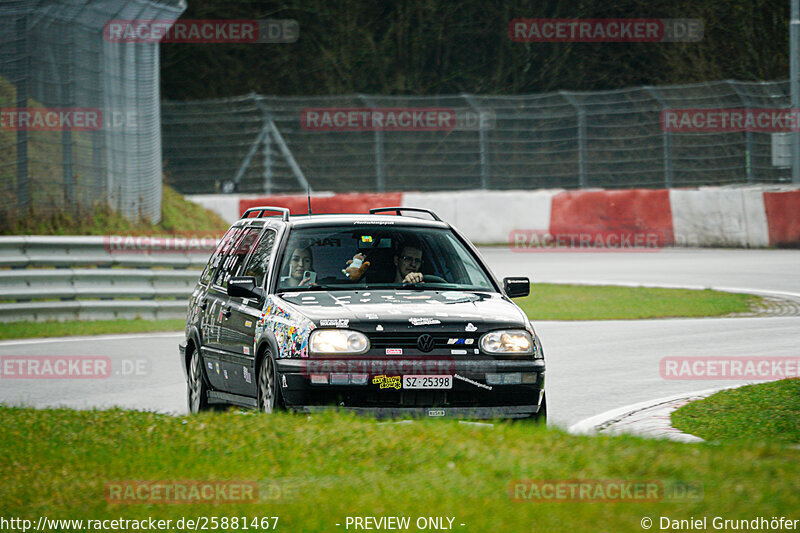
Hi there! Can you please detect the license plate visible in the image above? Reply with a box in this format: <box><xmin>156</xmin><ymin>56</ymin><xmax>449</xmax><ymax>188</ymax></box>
<box><xmin>403</xmin><ymin>375</ymin><xmax>452</xmax><ymax>389</ymax></box>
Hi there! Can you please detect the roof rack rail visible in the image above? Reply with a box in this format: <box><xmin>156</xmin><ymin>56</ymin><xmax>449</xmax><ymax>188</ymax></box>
<box><xmin>240</xmin><ymin>206</ymin><xmax>290</xmax><ymax>221</ymax></box>
<box><xmin>368</xmin><ymin>207</ymin><xmax>442</xmax><ymax>221</ymax></box>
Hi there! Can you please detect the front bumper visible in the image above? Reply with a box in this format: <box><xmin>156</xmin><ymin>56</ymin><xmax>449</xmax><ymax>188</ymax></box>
<box><xmin>275</xmin><ymin>357</ymin><xmax>545</xmax><ymax>420</ymax></box>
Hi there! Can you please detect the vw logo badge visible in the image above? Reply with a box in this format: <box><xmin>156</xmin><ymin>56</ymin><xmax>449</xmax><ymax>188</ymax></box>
<box><xmin>417</xmin><ymin>334</ymin><xmax>435</xmax><ymax>352</ymax></box>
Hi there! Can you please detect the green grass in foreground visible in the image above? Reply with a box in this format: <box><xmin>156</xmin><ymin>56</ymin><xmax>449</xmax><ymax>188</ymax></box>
<box><xmin>0</xmin><ymin>319</ymin><xmax>185</xmax><ymax>340</ymax></box>
<box><xmin>518</xmin><ymin>284</ymin><xmax>758</xmax><ymax>320</ymax></box>
<box><xmin>0</xmin><ymin>285</ymin><xmax>762</xmax><ymax>340</ymax></box>
<box><xmin>0</xmin><ymin>407</ymin><xmax>797</xmax><ymax>531</ymax></box>
<box><xmin>672</xmin><ymin>379</ymin><xmax>800</xmax><ymax>444</ymax></box>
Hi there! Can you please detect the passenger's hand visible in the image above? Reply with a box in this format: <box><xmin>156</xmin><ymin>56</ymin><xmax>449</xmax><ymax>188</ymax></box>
<box><xmin>402</xmin><ymin>272</ymin><xmax>423</xmax><ymax>284</ymax></box>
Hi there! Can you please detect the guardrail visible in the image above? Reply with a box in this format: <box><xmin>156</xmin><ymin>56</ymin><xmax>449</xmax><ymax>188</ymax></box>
<box><xmin>0</xmin><ymin>237</ymin><xmax>212</xmax><ymax>323</ymax></box>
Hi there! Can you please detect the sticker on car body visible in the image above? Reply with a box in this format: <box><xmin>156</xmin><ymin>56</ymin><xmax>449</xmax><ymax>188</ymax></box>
<box><xmin>320</xmin><ymin>318</ymin><xmax>349</xmax><ymax>327</ymax></box>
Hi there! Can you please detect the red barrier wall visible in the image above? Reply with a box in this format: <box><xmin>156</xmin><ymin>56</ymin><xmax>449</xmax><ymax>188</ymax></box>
<box><xmin>239</xmin><ymin>193</ymin><xmax>404</xmax><ymax>218</ymax></box>
<box><xmin>764</xmin><ymin>190</ymin><xmax>800</xmax><ymax>247</ymax></box>
<box><xmin>549</xmin><ymin>189</ymin><xmax>674</xmax><ymax>246</ymax></box>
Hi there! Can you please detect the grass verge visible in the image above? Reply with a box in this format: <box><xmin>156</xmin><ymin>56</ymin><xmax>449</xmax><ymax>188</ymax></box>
<box><xmin>0</xmin><ymin>407</ymin><xmax>797</xmax><ymax>530</ymax></box>
<box><xmin>0</xmin><ymin>285</ymin><xmax>763</xmax><ymax>340</ymax></box>
<box><xmin>2</xmin><ymin>185</ymin><xmax>229</xmax><ymax>236</ymax></box>
<box><xmin>518</xmin><ymin>283</ymin><xmax>758</xmax><ymax>320</ymax></box>
<box><xmin>0</xmin><ymin>319</ymin><xmax>185</xmax><ymax>341</ymax></box>
<box><xmin>672</xmin><ymin>379</ymin><xmax>800</xmax><ymax>444</ymax></box>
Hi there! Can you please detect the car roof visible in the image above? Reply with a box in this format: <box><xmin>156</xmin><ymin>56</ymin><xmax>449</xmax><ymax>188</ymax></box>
<box><xmin>237</xmin><ymin>213</ymin><xmax>451</xmax><ymax>229</ymax></box>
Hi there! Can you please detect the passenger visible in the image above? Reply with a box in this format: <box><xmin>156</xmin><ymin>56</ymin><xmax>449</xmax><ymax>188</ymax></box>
<box><xmin>282</xmin><ymin>246</ymin><xmax>315</xmax><ymax>287</ymax></box>
<box><xmin>345</xmin><ymin>243</ymin><xmax>424</xmax><ymax>284</ymax></box>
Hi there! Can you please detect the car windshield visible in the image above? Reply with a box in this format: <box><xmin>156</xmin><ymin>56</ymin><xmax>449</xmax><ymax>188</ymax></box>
<box><xmin>276</xmin><ymin>224</ymin><xmax>495</xmax><ymax>292</ymax></box>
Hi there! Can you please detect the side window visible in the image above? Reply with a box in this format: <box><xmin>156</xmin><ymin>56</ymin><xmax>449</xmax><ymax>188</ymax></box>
<box><xmin>199</xmin><ymin>226</ymin><xmax>241</xmax><ymax>286</ymax></box>
<box><xmin>213</xmin><ymin>227</ymin><xmax>261</xmax><ymax>290</ymax></box>
<box><xmin>243</xmin><ymin>230</ymin><xmax>276</xmax><ymax>288</ymax></box>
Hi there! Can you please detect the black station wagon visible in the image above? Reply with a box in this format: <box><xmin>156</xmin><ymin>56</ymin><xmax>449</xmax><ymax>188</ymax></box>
<box><xmin>179</xmin><ymin>206</ymin><xmax>546</xmax><ymax>421</ymax></box>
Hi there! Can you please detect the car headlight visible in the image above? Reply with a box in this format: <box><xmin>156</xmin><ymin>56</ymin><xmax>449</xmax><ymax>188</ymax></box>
<box><xmin>309</xmin><ymin>329</ymin><xmax>370</xmax><ymax>355</ymax></box>
<box><xmin>479</xmin><ymin>330</ymin><xmax>534</xmax><ymax>355</ymax></box>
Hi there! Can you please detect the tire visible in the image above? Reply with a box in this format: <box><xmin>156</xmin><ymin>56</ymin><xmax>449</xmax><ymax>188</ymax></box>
<box><xmin>187</xmin><ymin>347</ymin><xmax>210</xmax><ymax>413</ymax></box>
<box><xmin>534</xmin><ymin>392</ymin><xmax>547</xmax><ymax>425</ymax></box>
<box><xmin>257</xmin><ymin>351</ymin><xmax>278</xmax><ymax>413</ymax></box>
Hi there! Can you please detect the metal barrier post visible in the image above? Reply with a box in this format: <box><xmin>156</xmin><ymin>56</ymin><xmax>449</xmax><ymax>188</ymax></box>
<box><xmin>360</xmin><ymin>94</ymin><xmax>385</xmax><ymax>192</ymax></box>
<box><xmin>463</xmin><ymin>93</ymin><xmax>490</xmax><ymax>189</ymax></box>
<box><xmin>645</xmin><ymin>86</ymin><xmax>674</xmax><ymax>188</ymax></box>
<box><xmin>561</xmin><ymin>91</ymin><xmax>587</xmax><ymax>188</ymax></box>
<box><xmin>727</xmin><ymin>81</ymin><xmax>754</xmax><ymax>184</ymax></box>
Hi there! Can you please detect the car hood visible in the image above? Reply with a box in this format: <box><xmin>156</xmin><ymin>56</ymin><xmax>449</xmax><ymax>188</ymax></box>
<box><xmin>276</xmin><ymin>289</ymin><xmax>527</xmax><ymax>331</ymax></box>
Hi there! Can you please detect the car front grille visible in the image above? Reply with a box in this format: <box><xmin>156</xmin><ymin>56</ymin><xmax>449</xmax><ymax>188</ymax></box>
<box><xmin>367</xmin><ymin>332</ymin><xmax>479</xmax><ymax>352</ymax></box>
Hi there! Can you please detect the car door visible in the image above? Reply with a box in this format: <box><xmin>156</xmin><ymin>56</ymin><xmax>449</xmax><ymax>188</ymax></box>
<box><xmin>202</xmin><ymin>225</ymin><xmax>260</xmax><ymax>392</ymax></box>
<box><xmin>224</xmin><ymin>225</ymin><xmax>279</xmax><ymax>396</ymax></box>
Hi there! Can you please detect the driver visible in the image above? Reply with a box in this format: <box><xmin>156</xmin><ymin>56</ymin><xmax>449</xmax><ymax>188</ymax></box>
<box><xmin>393</xmin><ymin>244</ymin><xmax>423</xmax><ymax>283</ymax></box>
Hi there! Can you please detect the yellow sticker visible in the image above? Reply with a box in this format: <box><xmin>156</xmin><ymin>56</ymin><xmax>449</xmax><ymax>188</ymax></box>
<box><xmin>245</xmin><ymin>321</ymin><xmax>252</xmax><ymax>328</ymax></box>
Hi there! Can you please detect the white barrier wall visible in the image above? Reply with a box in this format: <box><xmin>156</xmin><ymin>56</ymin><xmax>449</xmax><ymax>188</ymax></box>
<box><xmin>669</xmin><ymin>188</ymin><xmax>770</xmax><ymax>247</ymax></box>
<box><xmin>403</xmin><ymin>190</ymin><xmax>561</xmax><ymax>243</ymax></box>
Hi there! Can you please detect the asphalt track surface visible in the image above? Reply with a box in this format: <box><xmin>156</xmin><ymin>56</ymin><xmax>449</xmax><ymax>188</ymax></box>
<box><xmin>1</xmin><ymin>248</ymin><xmax>798</xmax><ymax>428</ymax></box>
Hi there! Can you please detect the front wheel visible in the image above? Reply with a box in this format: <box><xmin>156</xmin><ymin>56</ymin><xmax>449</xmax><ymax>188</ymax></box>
<box><xmin>187</xmin><ymin>348</ymin><xmax>210</xmax><ymax>413</ymax></box>
<box><xmin>258</xmin><ymin>352</ymin><xmax>278</xmax><ymax>413</ymax></box>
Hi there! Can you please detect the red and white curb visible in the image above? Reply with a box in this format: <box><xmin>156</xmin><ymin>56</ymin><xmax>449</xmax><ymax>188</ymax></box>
<box><xmin>189</xmin><ymin>185</ymin><xmax>800</xmax><ymax>247</ymax></box>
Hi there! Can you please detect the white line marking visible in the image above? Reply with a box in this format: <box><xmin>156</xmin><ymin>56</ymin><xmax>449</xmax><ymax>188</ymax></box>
<box><xmin>567</xmin><ymin>383</ymin><xmax>755</xmax><ymax>436</ymax></box>
<box><xmin>0</xmin><ymin>331</ymin><xmax>183</xmax><ymax>347</ymax></box>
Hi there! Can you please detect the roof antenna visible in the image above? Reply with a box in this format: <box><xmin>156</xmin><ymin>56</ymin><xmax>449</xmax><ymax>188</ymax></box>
<box><xmin>307</xmin><ymin>183</ymin><xmax>312</xmax><ymax>215</ymax></box>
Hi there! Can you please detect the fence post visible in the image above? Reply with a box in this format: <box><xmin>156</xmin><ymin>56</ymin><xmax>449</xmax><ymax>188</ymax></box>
<box><xmin>259</xmin><ymin>96</ymin><xmax>273</xmax><ymax>194</ymax></box>
<box><xmin>792</xmin><ymin>0</ymin><xmax>800</xmax><ymax>184</ymax></box>
<box><xmin>560</xmin><ymin>91</ymin><xmax>587</xmax><ymax>188</ymax></box>
<box><xmin>462</xmin><ymin>93</ymin><xmax>490</xmax><ymax>189</ymax></box>
<box><xmin>727</xmin><ymin>81</ymin><xmax>754</xmax><ymax>184</ymax></box>
<box><xmin>45</xmin><ymin>45</ymin><xmax>75</xmax><ymax>208</ymax></box>
<box><xmin>644</xmin><ymin>86</ymin><xmax>674</xmax><ymax>188</ymax></box>
<box><xmin>15</xmin><ymin>15</ymin><xmax>30</xmax><ymax>212</ymax></box>
<box><xmin>255</xmin><ymin>96</ymin><xmax>311</xmax><ymax>193</ymax></box>
<box><xmin>360</xmin><ymin>94</ymin><xmax>385</xmax><ymax>192</ymax></box>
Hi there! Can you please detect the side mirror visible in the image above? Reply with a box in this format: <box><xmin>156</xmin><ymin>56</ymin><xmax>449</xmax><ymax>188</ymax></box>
<box><xmin>227</xmin><ymin>276</ymin><xmax>265</xmax><ymax>300</ymax></box>
<box><xmin>503</xmin><ymin>277</ymin><xmax>530</xmax><ymax>298</ymax></box>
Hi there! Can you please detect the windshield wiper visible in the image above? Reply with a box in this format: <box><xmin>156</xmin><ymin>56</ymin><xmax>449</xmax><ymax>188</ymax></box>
<box><xmin>276</xmin><ymin>284</ymin><xmax>338</xmax><ymax>292</ymax></box>
<box><xmin>400</xmin><ymin>282</ymin><xmax>451</xmax><ymax>290</ymax></box>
